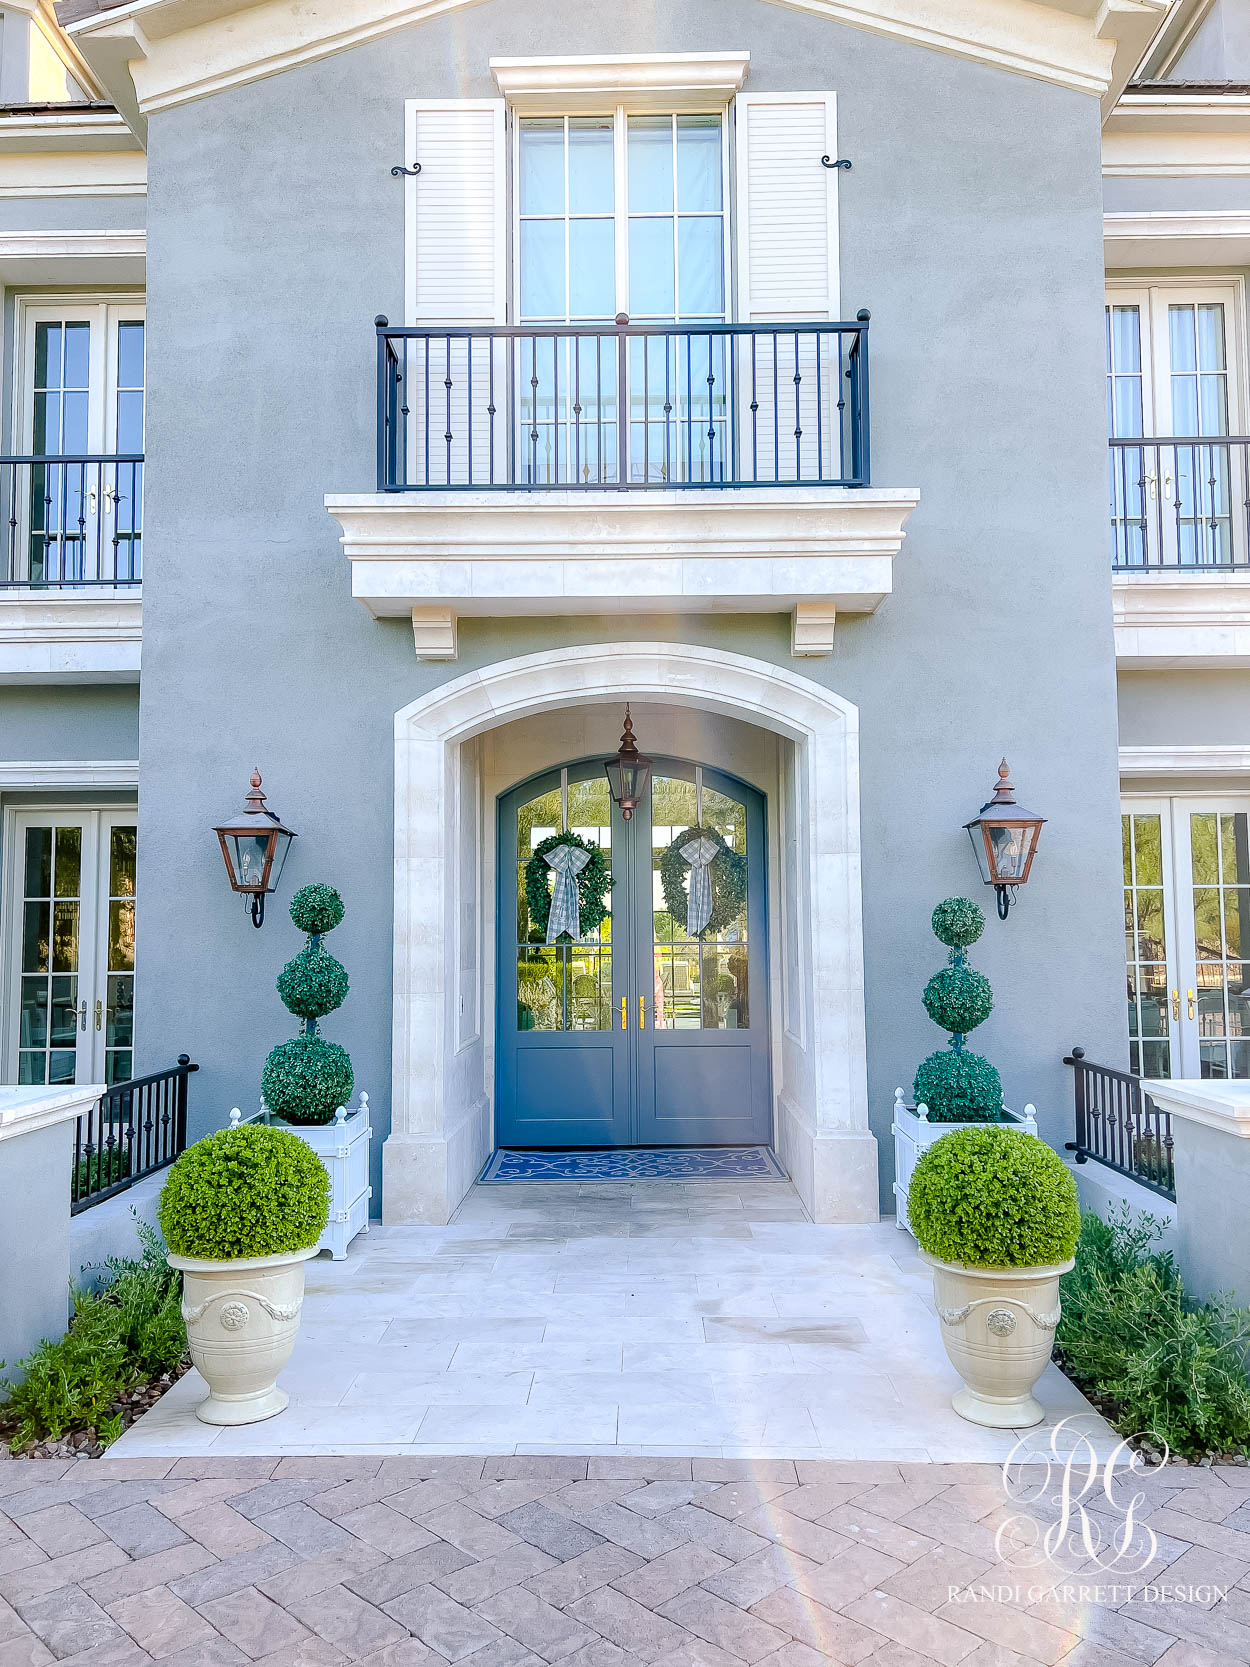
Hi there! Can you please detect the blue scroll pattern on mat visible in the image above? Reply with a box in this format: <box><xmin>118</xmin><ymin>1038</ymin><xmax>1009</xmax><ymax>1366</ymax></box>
<box><xmin>479</xmin><ymin>1147</ymin><xmax>788</xmax><ymax>1182</ymax></box>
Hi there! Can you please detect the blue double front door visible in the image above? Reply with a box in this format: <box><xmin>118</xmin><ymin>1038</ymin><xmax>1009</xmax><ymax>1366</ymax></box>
<box><xmin>497</xmin><ymin>758</ymin><xmax>771</xmax><ymax>1149</ymax></box>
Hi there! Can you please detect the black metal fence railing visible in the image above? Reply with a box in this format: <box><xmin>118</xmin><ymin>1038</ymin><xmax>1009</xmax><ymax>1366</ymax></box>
<box><xmin>1109</xmin><ymin>437</ymin><xmax>1250</xmax><ymax>570</ymax></box>
<box><xmin>1063</xmin><ymin>1047</ymin><xmax>1175</xmax><ymax>1201</ymax></box>
<box><xmin>70</xmin><ymin>1055</ymin><xmax>198</xmax><ymax>1214</ymax></box>
<box><xmin>376</xmin><ymin>314</ymin><xmax>871</xmax><ymax>491</ymax></box>
<box><xmin>0</xmin><ymin>455</ymin><xmax>143</xmax><ymax>588</ymax></box>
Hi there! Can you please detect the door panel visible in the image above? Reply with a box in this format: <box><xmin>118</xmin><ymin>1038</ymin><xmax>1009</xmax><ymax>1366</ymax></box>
<box><xmin>496</xmin><ymin>758</ymin><xmax>771</xmax><ymax>1148</ymax></box>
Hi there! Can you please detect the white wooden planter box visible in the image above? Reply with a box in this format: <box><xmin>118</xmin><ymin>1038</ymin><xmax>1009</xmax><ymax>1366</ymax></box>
<box><xmin>892</xmin><ymin>1087</ymin><xmax>1038</xmax><ymax>1235</ymax></box>
<box><xmin>231</xmin><ymin>1091</ymin><xmax>372</xmax><ymax>1261</ymax></box>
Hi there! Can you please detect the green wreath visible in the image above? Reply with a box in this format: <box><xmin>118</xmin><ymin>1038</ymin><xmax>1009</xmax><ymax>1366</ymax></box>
<box><xmin>524</xmin><ymin>831</ymin><xmax>612</xmax><ymax>942</ymax></box>
<box><xmin>659</xmin><ymin>825</ymin><xmax>748</xmax><ymax>939</ymax></box>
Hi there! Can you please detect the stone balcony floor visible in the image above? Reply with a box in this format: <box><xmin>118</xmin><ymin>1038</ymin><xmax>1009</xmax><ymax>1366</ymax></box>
<box><xmin>113</xmin><ymin>1179</ymin><xmax>1108</xmax><ymax>1463</ymax></box>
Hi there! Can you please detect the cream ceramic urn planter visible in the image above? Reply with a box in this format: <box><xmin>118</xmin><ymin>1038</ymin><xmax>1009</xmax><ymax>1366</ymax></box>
<box><xmin>921</xmin><ymin>1251</ymin><xmax>1074</xmax><ymax>1428</ymax></box>
<box><xmin>168</xmin><ymin>1245</ymin><xmax>319</xmax><ymax>1425</ymax></box>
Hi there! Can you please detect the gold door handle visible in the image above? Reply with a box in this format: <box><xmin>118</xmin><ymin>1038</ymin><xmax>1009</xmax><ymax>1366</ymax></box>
<box><xmin>1171</xmin><ymin>989</ymin><xmax>1180</xmax><ymax>1022</ymax></box>
<box><xmin>95</xmin><ymin>999</ymin><xmax>103</xmax><ymax>1032</ymax></box>
<box><xmin>620</xmin><ymin>997</ymin><xmax>627</xmax><ymax>1031</ymax></box>
<box><xmin>639</xmin><ymin>996</ymin><xmax>645</xmax><ymax>1030</ymax></box>
<box><xmin>1188</xmin><ymin>989</ymin><xmax>1196</xmax><ymax>1021</ymax></box>
<box><xmin>79</xmin><ymin>999</ymin><xmax>87</xmax><ymax>1031</ymax></box>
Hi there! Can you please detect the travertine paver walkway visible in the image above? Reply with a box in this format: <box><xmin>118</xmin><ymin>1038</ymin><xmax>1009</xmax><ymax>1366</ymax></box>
<box><xmin>114</xmin><ymin>1179</ymin><xmax>1107</xmax><ymax>1461</ymax></box>
<box><xmin>1</xmin><ymin>1453</ymin><xmax>1247</xmax><ymax>1667</ymax></box>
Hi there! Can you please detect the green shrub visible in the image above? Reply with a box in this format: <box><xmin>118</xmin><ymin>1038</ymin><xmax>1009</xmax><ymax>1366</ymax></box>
<box><xmin>1056</xmin><ymin>1209</ymin><xmax>1250</xmax><ymax>1458</ymax></box>
<box><xmin>908</xmin><ymin>1126</ymin><xmax>1080</xmax><ymax>1268</ymax></box>
<box><xmin>922</xmin><ymin>965</ymin><xmax>993</xmax><ymax>1035</ymax></box>
<box><xmin>262</xmin><ymin>1033</ymin><xmax>354</xmax><ymax>1125</ymax></box>
<box><xmin>914</xmin><ymin>1049</ymin><xmax>1003</xmax><ymax>1123</ymax></box>
<box><xmin>931</xmin><ymin>896</ymin><xmax>985</xmax><ymax>949</ymax></box>
<box><xmin>2</xmin><ymin>1218</ymin><xmax>185</xmax><ymax>1451</ymax></box>
<box><xmin>158</xmin><ymin>1124</ymin><xmax>329</xmax><ymax>1259</ymax></box>
<box><xmin>289</xmin><ymin>882</ymin><xmax>345</xmax><ymax>935</ymax></box>
<box><xmin>275</xmin><ymin>944</ymin><xmax>349</xmax><ymax>1019</ymax></box>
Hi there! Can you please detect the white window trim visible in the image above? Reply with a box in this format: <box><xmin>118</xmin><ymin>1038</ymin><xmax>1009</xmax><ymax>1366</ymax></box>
<box><xmin>490</xmin><ymin>52</ymin><xmax>750</xmax><ymax>116</ymax></box>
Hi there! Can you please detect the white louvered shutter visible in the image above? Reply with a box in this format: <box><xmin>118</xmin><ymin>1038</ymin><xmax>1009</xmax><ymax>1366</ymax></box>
<box><xmin>404</xmin><ymin>99</ymin><xmax>506</xmax><ymax>484</ymax></box>
<box><xmin>734</xmin><ymin>93</ymin><xmax>841</xmax><ymax>482</ymax></box>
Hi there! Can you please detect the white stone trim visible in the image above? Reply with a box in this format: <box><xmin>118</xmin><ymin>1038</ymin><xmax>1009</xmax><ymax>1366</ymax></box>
<box><xmin>0</xmin><ymin>152</ymin><xmax>147</xmax><ymax>198</ymax></box>
<box><xmin>0</xmin><ymin>595</ymin><xmax>141</xmax><ymax>682</ymax></box>
<box><xmin>0</xmin><ymin>229</ymin><xmax>145</xmax><ymax>260</ymax></box>
<box><xmin>1120</xmin><ymin>746</ymin><xmax>1250</xmax><ymax>779</ymax></box>
<box><xmin>1145</xmin><ymin>1079</ymin><xmax>1250</xmax><ymax>1140</ymax></box>
<box><xmin>66</xmin><ymin>0</ymin><xmax>1163</xmax><ymax>133</ymax></box>
<box><xmin>389</xmin><ymin>641</ymin><xmax>875</xmax><ymax>1225</ymax></box>
<box><xmin>489</xmin><ymin>52</ymin><xmax>750</xmax><ymax>114</ymax></box>
<box><xmin>0</xmin><ymin>759</ymin><xmax>139</xmax><ymax>789</ymax></box>
<box><xmin>1105</xmin><ymin>93</ymin><xmax>1250</xmax><ymax>138</ymax></box>
<box><xmin>0</xmin><ymin>111</ymin><xmax>141</xmax><ymax>153</ymax></box>
<box><xmin>1103</xmin><ymin>132</ymin><xmax>1250</xmax><ymax>179</ymax></box>
<box><xmin>0</xmin><ymin>1083</ymin><xmax>106</xmax><ymax>1144</ymax></box>
<box><xmin>329</xmin><ymin>488</ymin><xmax>919</xmax><ymax>644</ymax></box>
<box><xmin>1113</xmin><ymin>571</ymin><xmax>1250</xmax><ymax>668</ymax></box>
<box><xmin>1105</xmin><ymin>211</ymin><xmax>1250</xmax><ymax>269</ymax></box>
<box><xmin>791</xmin><ymin>602</ymin><xmax>837</xmax><ymax>656</ymax></box>
<box><xmin>411</xmin><ymin>605</ymin><xmax>457</xmax><ymax>661</ymax></box>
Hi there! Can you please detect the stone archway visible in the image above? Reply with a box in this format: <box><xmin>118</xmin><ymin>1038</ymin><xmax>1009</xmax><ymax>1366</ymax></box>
<box><xmin>389</xmin><ymin>642</ymin><xmax>876</xmax><ymax>1225</ymax></box>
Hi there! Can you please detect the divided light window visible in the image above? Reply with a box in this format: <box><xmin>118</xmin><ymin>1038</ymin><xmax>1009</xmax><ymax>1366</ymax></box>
<box><xmin>514</xmin><ymin>112</ymin><xmax>728</xmax><ymax>486</ymax></box>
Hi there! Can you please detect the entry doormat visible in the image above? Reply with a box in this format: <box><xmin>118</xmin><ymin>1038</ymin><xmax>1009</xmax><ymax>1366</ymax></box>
<box><xmin>479</xmin><ymin>1146</ymin><xmax>789</xmax><ymax>1182</ymax></box>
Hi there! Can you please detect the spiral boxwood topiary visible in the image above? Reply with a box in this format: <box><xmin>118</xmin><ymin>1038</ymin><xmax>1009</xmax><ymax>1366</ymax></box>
<box><xmin>907</xmin><ymin>1126</ymin><xmax>1080</xmax><ymax>1268</ymax></box>
<box><xmin>262</xmin><ymin>1034</ymin><xmax>354</xmax><ymax>1126</ymax></box>
<box><xmin>276</xmin><ymin>944</ymin><xmax>349</xmax><ymax>1019</ymax></box>
<box><xmin>263</xmin><ymin>883</ymin><xmax>354</xmax><ymax>1126</ymax></box>
<box><xmin>158</xmin><ymin>1124</ymin><xmax>330</xmax><ymax>1260</ymax></box>
<box><xmin>912</xmin><ymin>896</ymin><xmax>1004</xmax><ymax>1123</ymax></box>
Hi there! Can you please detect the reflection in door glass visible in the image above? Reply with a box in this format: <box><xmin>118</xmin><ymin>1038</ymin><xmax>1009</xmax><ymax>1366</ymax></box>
<box><xmin>106</xmin><ymin>826</ymin><xmax>137</xmax><ymax>1083</ymax></box>
<box><xmin>515</xmin><ymin>777</ymin><xmax>612</xmax><ymax>1032</ymax></box>
<box><xmin>651</xmin><ymin>773</ymin><xmax>748</xmax><ymax>1032</ymax></box>
<box><xmin>1123</xmin><ymin>814</ymin><xmax>1170</xmax><ymax>1078</ymax></box>
<box><xmin>19</xmin><ymin>824</ymin><xmax>81</xmax><ymax>1084</ymax></box>
<box><xmin>1190</xmin><ymin>811</ymin><xmax>1250</xmax><ymax>1079</ymax></box>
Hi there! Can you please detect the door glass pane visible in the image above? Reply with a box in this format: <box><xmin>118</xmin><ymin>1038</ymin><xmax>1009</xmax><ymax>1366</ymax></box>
<box><xmin>568</xmin><ymin>118</ymin><xmax>614</xmax><ymax>215</ymax></box>
<box><xmin>1170</xmin><ymin>303</ymin><xmax>1232</xmax><ymax>566</ymax></box>
<box><xmin>113</xmin><ymin>320</ymin><xmax>144</xmax><ymax>583</ymax></box>
<box><xmin>627</xmin><ymin>116</ymin><xmax>673</xmax><ymax>213</ymax></box>
<box><xmin>17</xmin><ymin>823</ymin><xmax>82</xmax><ymax>1084</ymax></box>
<box><xmin>29</xmin><ymin>320</ymin><xmax>91</xmax><ymax>584</ymax></box>
<box><xmin>652</xmin><ymin>773</ymin><xmax>748</xmax><ymax>1032</ymax></box>
<box><xmin>1190</xmin><ymin>810</ymin><xmax>1250</xmax><ymax>1079</ymax></box>
<box><xmin>1106</xmin><ymin>305</ymin><xmax>1146</xmax><ymax>568</ymax></box>
<box><xmin>514</xmin><ymin>781</ymin><xmax>610</xmax><ymax>1033</ymax></box>
<box><xmin>1123</xmin><ymin>813</ymin><xmax>1171</xmax><ymax>1077</ymax></box>
<box><xmin>105</xmin><ymin>825</ymin><xmax>137</xmax><ymax>1084</ymax></box>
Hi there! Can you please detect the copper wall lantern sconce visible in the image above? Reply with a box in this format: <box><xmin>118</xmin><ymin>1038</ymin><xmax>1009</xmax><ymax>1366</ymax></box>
<box><xmin>212</xmin><ymin>769</ymin><xmax>297</xmax><ymax>927</ymax></box>
<box><xmin>964</xmin><ymin>759</ymin><xmax>1046</xmax><ymax>920</ymax></box>
<box><xmin>604</xmin><ymin>707</ymin><xmax>652</xmax><ymax>822</ymax></box>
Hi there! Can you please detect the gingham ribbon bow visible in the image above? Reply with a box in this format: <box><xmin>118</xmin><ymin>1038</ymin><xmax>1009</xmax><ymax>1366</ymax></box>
<box><xmin>680</xmin><ymin>836</ymin><xmax>721</xmax><ymax>937</ymax></box>
<box><xmin>545</xmin><ymin>843</ymin><xmax>591</xmax><ymax>944</ymax></box>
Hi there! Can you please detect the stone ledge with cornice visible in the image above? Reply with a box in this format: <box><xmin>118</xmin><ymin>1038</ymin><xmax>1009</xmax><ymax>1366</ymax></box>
<box><xmin>326</xmin><ymin>485</ymin><xmax>919</xmax><ymax>660</ymax></box>
<box><xmin>0</xmin><ymin>591</ymin><xmax>141</xmax><ymax>681</ymax></box>
<box><xmin>1113</xmin><ymin>570</ymin><xmax>1250</xmax><ymax>668</ymax></box>
<box><xmin>1145</xmin><ymin>1080</ymin><xmax>1250</xmax><ymax>1141</ymax></box>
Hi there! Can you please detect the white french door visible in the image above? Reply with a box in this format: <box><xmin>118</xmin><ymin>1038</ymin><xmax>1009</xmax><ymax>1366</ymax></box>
<box><xmin>1122</xmin><ymin>797</ymin><xmax>1250</xmax><ymax>1080</ymax></box>
<box><xmin>1106</xmin><ymin>282</ymin><xmax>1246</xmax><ymax>568</ymax></box>
<box><xmin>5</xmin><ymin>810</ymin><xmax>136</xmax><ymax>1086</ymax></box>
<box><xmin>16</xmin><ymin>301</ymin><xmax>145</xmax><ymax>584</ymax></box>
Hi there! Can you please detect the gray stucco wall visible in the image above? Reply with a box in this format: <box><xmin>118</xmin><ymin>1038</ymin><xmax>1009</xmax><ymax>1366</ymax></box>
<box><xmin>1172</xmin><ymin>0</ymin><xmax>1250</xmax><ymax>81</ymax></box>
<box><xmin>0</xmin><ymin>684</ymin><xmax>138</xmax><ymax>760</ymax></box>
<box><xmin>1119</xmin><ymin>670</ymin><xmax>1250</xmax><ymax>749</ymax></box>
<box><xmin>1104</xmin><ymin>176</ymin><xmax>1250</xmax><ymax>215</ymax></box>
<box><xmin>0</xmin><ymin>195</ymin><xmax>145</xmax><ymax>235</ymax></box>
<box><xmin>138</xmin><ymin>0</ymin><xmax>1125</xmax><ymax>1213</ymax></box>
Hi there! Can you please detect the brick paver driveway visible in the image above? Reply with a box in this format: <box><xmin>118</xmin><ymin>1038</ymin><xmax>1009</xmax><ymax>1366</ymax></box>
<box><xmin>2</xmin><ymin>1453</ymin><xmax>1247</xmax><ymax>1666</ymax></box>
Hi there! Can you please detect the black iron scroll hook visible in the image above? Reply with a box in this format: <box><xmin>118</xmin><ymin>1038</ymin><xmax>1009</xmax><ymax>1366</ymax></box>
<box><xmin>821</xmin><ymin>155</ymin><xmax>852</xmax><ymax>170</ymax></box>
<box><xmin>391</xmin><ymin>161</ymin><xmax>421</xmax><ymax>177</ymax></box>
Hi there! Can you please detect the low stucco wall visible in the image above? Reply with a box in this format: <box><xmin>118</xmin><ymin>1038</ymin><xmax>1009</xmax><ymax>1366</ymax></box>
<box><xmin>1172</xmin><ymin>1120</ymin><xmax>1250</xmax><ymax>1309</ymax></box>
<box><xmin>0</xmin><ymin>1121</ymin><xmax>72</xmax><ymax>1381</ymax></box>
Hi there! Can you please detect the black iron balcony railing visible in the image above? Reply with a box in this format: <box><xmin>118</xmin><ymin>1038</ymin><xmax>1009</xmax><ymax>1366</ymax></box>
<box><xmin>1063</xmin><ymin>1047</ymin><xmax>1176</xmax><ymax>1201</ymax></box>
<box><xmin>376</xmin><ymin>314</ymin><xmax>870</xmax><ymax>492</ymax></box>
<box><xmin>0</xmin><ymin>455</ymin><xmax>143</xmax><ymax>589</ymax></box>
<box><xmin>1110</xmin><ymin>436</ymin><xmax>1250</xmax><ymax>571</ymax></box>
<box><xmin>70</xmin><ymin>1055</ymin><xmax>197</xmax><ymax>1214</ymax></box>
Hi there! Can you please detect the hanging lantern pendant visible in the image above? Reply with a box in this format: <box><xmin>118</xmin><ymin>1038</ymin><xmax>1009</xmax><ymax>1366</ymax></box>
<box><xmin>604</xmin><ymin>706</ymin><xmax>653</xmax><ymax>822</ymax></box>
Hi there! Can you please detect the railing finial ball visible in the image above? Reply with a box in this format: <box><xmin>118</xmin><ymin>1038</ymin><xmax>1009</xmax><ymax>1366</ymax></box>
<box><xmin>856</xmin><ymin>308</ymin><xmax>871</xmax><ymax>323</ymax></box>
<box><xmin>375</xmin><ymin>314</ymin><xmax>389</xmax><ymax>329</ymax></box>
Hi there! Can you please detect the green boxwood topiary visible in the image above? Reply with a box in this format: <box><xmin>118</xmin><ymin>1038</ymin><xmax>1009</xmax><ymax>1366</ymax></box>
<box><xmin>158</xmin><ymin>1124</ymin><xmax>330</xmax><ymax>1260</ymax></box>
<box><xmin>263</xmin><ymin>883</ymin><xmax>354</xmax><ymax>1126</ymax></box>
<box><xmin>289</xmin><ymin>883</ymin><xmax>345</xmax><ymax>936</ymax></box>
<box><xmin>908</xmin><ymin>1126</ymin><xmax>1080</xmax><ymax>1269</ymax></box>
<box><xmin>914</xmin><ymin>1049</ymin><xmax>1003</xmax><ymax>1123</ymax></box>
<box><xmin>913</xmin><ymin>897</ymin><xmax>1004</xmax><ymax>1122</ymax></box>
<box><xmin>922</xmin><ymin>965</ymin><xmax>993</xmax><ymax>1035</ymax></box>
<box><xmin>262</xmin><ymin>1034</ymin><xmax>354</xmax><ymax>1127</ymax></box>
<box><xmin>275</xmin><ymin>944</ymin><xmax>349</xmax><ymax>1019</ymax></box>
<box><xmin>931</xmin><ymin>896</ymin><xmax>985</xmax><ymax>950</ymax></box>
